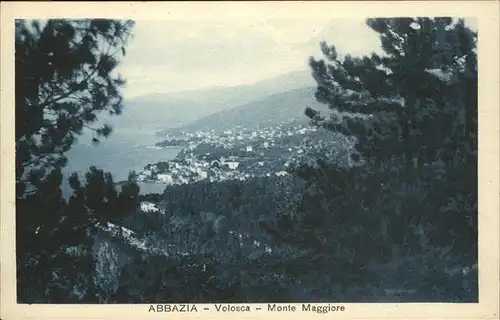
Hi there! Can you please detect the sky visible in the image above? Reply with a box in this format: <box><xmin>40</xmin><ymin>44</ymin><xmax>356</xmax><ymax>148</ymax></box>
<box><xmin>117</xmin><ymin>18</ymin><xmax>383</xmax><ymax>99</ymax></box>
<box><xmin>117</xmin><ymin>18</ymin><xmax>477</xmax><ymax>99</ymax></box>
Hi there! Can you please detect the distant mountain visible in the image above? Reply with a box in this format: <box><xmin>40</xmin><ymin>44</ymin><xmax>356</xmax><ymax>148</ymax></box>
<box><xmin>162</xmin><ymin>87</ymin><xmax>329</xmax><ymax>135</ymax></box>
<box><xmin>154</xmin><ymin>69</ymin><xmax>316</xmax><ymax>105</ymax></box>
<box><xmin>105</xmin><ymin>70</ymin><xmax>316</xmax><ymax>134</ymax></box>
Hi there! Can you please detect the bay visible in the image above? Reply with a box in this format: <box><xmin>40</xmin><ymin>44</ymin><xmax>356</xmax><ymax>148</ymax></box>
<box><xmin>62</xmin><ymin>126</ymin><xmax>181</xmax><ymax>198</ymax></box>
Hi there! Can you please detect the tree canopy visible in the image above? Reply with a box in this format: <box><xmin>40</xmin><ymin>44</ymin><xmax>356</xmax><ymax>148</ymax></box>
<box><xmin>15</xmin><ymin>19</ymin><xmax>138</xmax><ymax>303</ymax></box>
<box><xmin>275</xmin><ymin>18</ymin><xmax>479</xmax><ymax>294</ymax></box>
<box><xmin>16</xmin><ymin>19</ymin><xmax>135</xmax><ymax>196</ymax></box>
<box><xmin>306</xmin><ymin>18</ymin><xmax>477</xmax><ymax>169</ymax></box>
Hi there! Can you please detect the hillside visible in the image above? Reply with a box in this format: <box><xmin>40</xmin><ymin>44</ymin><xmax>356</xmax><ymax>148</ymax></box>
<box><xmin>162</xmin><ymin>87</ymin><xmax>328</xmax><ymax>135</ymax></box>
<box><xmin>104</xmin><ymin>70</ymin><xmax>316</xmax><ymax>134</ymax></box>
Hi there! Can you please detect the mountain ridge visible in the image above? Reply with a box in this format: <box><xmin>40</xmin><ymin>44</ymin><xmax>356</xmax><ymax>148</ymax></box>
<box><xmin>128</xmin><ymin>69</ymin><xmax>314</xmax><ymax>103</ymax></box>
<box><xmin>96</xmin><ymin>70</ymin><xmax>316</xmax><ymax>134</ymax></box>
<box><xmin>160</xmin><ymin>86</ymin><xmax>328</xmax><ymax>135</ymax></box>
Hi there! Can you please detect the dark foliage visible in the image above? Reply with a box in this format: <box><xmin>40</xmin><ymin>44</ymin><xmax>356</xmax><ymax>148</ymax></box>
<box><xmin>267</xmin><ymin>17</ymin><xmax>478</xmax><ymax>301</ymax></box>
<box><xmin>15</xmin><ymin>19</ymin><xmax>137</xmax><ymax>303</ymax></box>
<box><xmin>16</xmin><ymin>19</ymin><xmax>134</xmax><ymax>193</ymax></box>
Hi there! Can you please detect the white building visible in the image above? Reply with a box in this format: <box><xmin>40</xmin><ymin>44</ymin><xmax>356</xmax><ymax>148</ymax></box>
<box><xmin>140</xmin><ymin>201</ymin><xmax>166</xmax><ymax>215</ymax></box>
<box><xmin>275</xmin><ymin>171</ymin><xmax>289</xmax><ymax>177</ymax></box>
<box><xmin>223</xmin><ymin>161</ymin><xmax>240</xmax><ymax>170</ymax></box>
<box><xmin>157</xmin><ymin>174</ymin><xmax>175</xmax><ymax>184</ymax></box>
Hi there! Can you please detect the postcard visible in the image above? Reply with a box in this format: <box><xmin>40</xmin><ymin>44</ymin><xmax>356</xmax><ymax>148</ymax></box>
<box><xmin>1</xmin><ymin>1</ymin><xmax>499</xmax><ymax>319</ymax></box>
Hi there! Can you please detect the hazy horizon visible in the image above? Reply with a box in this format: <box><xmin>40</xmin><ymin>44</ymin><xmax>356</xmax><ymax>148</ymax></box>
<box><xmin>118</xmin><ymin>17</ymin><xmax>477</xmax><ymax>100</ymax></box>
<box><xmin>118</xmin><ymin>18</ymin><xmax>383</xmax><ymax>99</ymax></box>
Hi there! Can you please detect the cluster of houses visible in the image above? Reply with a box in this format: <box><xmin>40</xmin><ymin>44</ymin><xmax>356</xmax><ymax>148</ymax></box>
<box><xmin>160</xmin><ymin>123</ymin><xmax>319</xmax><ymax>153</ymax></box>
<box><xmin>138</xmin><ymin>122</ymin><xmax>346</xmax><ymax>186</ymax></box>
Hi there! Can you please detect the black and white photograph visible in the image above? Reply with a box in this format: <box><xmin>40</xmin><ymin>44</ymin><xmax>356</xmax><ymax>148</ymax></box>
<box><xmin>1</xmin><ymin>1</ymin><xmax>499</xmax><ymax>318</ymax></box>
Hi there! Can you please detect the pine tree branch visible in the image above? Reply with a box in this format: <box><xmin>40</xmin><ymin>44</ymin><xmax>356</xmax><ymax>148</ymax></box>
<box><xmin>37</xmin><ymin>30</ymin><xmax>120</xmax><ymax>111</ymax></box>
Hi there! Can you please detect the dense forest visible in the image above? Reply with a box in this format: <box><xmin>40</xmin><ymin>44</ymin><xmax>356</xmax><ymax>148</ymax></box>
<box><xmin>15</xmin><ymin>18</ymin><xmax>477</xmax><ymax>303</ymax></box>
